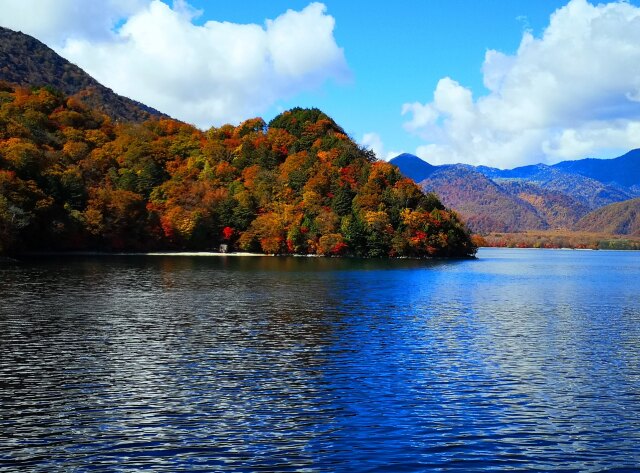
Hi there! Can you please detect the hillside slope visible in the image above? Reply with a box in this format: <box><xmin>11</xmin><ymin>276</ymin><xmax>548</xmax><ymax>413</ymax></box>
<box><xmin>574</xmin><ymin>198</ymin><xmax>640</xmax><ymax>235</ymax></box>
<box><xmin>0</xmin><ymin>26</ymin><xmax>165</xmax><ymax>123</ymax></box>
<box><xmin>491</xmin><ymin>167</ymin><xmax>636</xmax><ymax>210</ymax></box>
<box><xmin>498</xmin><ymin>181</ymin><xmax>590</xmax><ymax>229</ymax></box>
<box><xmin>418</xmin><ymin>166</ymin><xmax>547</xmax><ymax>233</ymax></box>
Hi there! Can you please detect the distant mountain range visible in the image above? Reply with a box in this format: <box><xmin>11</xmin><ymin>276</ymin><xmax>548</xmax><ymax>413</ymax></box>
<box><xmin>390</xmin><ymin>151</ymin><xmax>640</xmax><ymax>234</ymax></box>
<box><xmin>0</xmin><ymin>26</ymin><xmax>165</xmax><ymax>123</ymax></box>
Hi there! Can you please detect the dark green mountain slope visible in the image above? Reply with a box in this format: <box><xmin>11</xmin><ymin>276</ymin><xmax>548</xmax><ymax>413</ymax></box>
<box><xmin>0</xmin><ymin>26</ymin><xmax>165</xmax><ymax>123</ymax></box>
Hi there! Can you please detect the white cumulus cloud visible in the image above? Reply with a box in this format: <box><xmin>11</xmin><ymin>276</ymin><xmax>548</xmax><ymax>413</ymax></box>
<box><xmin>402</xmin><ymin>0</ymin><xmax>640</xmax><ymax>168</ymax></box>
<box><xmin>1</xmin><ymin>0</ymin><xmax>148</xmax><ymax>44</ymax></box>
<box><xmin>0</xmin><ymin>1</ymin><xmax>349</xmax><ymax>128</ymax></box>
<box><xmin>361</xmin><ymin>132</ymin><xmax>400</xmax><ymax>161</ymax></box>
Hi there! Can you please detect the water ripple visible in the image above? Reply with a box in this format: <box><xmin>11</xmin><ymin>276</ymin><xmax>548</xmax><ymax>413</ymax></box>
<box><xmin>1</xmin><ymin>249</ymin><xmax>639</xmax><ymax>471</ymax></box>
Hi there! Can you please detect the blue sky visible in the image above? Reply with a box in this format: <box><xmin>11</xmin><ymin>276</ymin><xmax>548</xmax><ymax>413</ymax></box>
<box><xmin>2</xmin><ymin>0</ymin><xmax>640</xmax><ymax>167</ymax></box>
<box><xmin>274</xmin><ymin>2</ymin><xmax>570</xmax><ymax>157</ymax></box>
<box><xmin>184</xmin><ymin>0</ymin><xmax>570</xmax><ymax>159</ymax></box>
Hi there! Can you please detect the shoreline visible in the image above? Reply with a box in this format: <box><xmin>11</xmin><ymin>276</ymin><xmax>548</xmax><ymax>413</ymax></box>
<box><xmin>6</xmin><ymin>251</ymin><xmax>477</xmax><ymax>260</ymax></box>
<box><xmin>12</xmin><ymin>251</ymin><xmax>269</xmax><ymax>258</ymax></box>
<box><xmin>140</xmin><ymin>251</ymin><xmax>268</xmax><ymax>257</ymax></box>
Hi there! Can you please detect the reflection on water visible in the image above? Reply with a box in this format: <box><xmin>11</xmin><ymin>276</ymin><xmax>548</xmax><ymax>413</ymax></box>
<box><xmin>1</xmin><ymin>249</ymin><xmax>639</xmax><ymax>471</ymax></box>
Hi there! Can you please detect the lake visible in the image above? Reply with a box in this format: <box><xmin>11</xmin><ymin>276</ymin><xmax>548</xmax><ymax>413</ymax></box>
<box><xmin>1</xmin><ymin>248</ymin><xmax>639</xmax><ymax>471</ymax></box>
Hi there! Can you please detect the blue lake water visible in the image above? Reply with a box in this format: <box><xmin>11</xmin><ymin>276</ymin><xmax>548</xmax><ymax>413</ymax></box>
<box><xmin>1</xmin><ymin>248</ymin><xmax>639</xmax><ymax>472</ymax></box>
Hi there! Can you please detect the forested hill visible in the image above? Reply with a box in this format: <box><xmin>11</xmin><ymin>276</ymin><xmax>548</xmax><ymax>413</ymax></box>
<box><xmin>0</xmin><ymin>85</ymin><xmax>476</xmax><ymax>257</ymax></box>
<box><xmin>0</xmin><ymin>26</ymin><xmax>164</xmax><ymax>123</ymax></box>
<box><xmin>574</xmin><ymin>198</ymin><xmax>640</xmax><ymax>236</ymax></box>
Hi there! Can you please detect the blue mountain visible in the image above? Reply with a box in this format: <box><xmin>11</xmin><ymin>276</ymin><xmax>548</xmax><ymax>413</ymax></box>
<box><xmin>551</xmin><ymin>149</ymin><xmax>640</xmax><ymax>189</ymax></box>
<box><xmin>389</xmin><ymin>153</ymin><xmax>437</xmax><ymax>182</ymax></box>
<box><xmin>389</xmin><ymin>150</ymin><xmax>640</xmax><ymax>233</ymax></box>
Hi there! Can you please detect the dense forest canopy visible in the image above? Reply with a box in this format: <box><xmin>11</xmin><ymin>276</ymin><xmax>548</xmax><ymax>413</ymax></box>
<box><xmin>0</xmin><ymin>83</ymin><xmax>476</xmax><ymax>257</ymax></box>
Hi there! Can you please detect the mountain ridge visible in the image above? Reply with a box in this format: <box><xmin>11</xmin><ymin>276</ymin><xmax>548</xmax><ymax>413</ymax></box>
<box><xmin>0</xmin><ymin>26</ymin><xmax>166</xmax><ymax>123</ymax></box>
<box><xmin>390</xmin><ymin>151</ymin><xmax>640</xmax><ymax>233</ymax></box>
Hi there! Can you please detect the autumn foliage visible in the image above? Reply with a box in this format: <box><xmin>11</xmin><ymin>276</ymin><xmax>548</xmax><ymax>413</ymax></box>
<box><xmin>0</xmin><ymin>84</ymin><xmax>476</xmax><ymax>257</ymax></box>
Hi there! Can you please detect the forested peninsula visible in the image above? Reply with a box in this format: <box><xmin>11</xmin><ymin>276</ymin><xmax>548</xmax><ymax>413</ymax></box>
<box><xmin>0</xmin><ymin>84</ymin><xmax>476</xmax><ymax>257</ymax></box>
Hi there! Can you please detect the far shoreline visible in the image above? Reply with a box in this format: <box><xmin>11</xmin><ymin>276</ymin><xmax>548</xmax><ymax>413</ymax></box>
<box><xmin>11</xmin><ymin>251</ymin><xmax>269</xmax><ymax>258</ymax></box>
<box><xmin>7</xmin><ymin>251</ymin><xmax>477</xmax><ymax>260</ymax></box>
